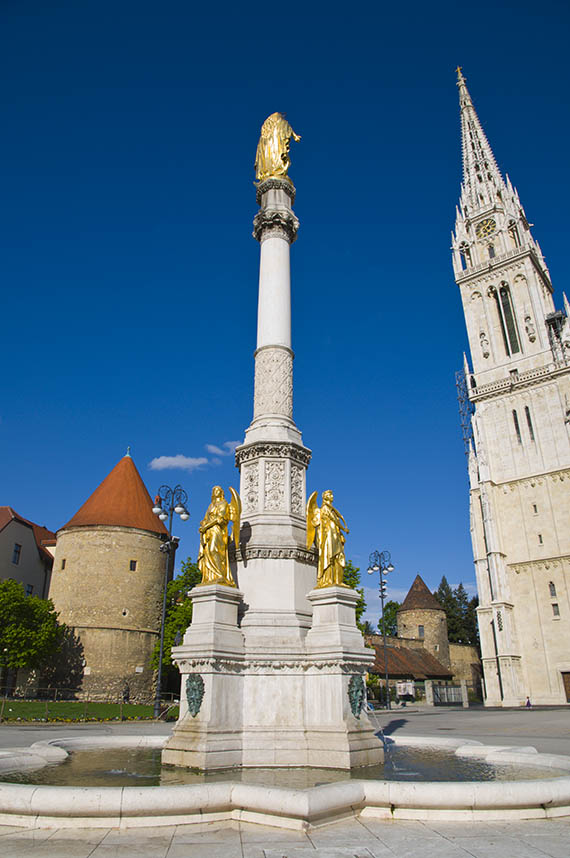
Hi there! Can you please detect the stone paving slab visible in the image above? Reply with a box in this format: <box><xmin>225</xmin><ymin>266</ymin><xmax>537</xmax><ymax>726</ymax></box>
<box><xmin>3</xmin><ymin>818</ymin><xmax>570</xmax><ymax>858</ymax></box>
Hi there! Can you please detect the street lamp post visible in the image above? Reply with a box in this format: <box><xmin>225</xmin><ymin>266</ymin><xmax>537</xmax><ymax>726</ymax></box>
<box><xmin>152</xmin><ymin>484</ymin><xmax>190</xmax><ymax>719</ymax></box>
<box><xmin>367</xmin><ymin>550</ymin><xmax>395</xmax><ymax>710</ymax></box>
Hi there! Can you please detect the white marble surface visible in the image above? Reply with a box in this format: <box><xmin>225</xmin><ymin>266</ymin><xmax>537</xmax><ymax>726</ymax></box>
<box><xmin>1</xmin><ymin>817</ymin><xmax>569</xmax><ymax>857</ymax></box>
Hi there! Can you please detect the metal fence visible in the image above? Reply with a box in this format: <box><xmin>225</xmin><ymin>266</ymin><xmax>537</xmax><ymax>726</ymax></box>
<box><xmin>432</xmin><ymin>684</ymin><xmax>463</xmax><ymax>705</ymax></box>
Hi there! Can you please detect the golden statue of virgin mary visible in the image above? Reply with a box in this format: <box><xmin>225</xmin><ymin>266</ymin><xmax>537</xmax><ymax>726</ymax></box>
<box><xmin>255</xmin><ymin>112</ymin><xmax>301</xmax><ymax>182</ymax></box>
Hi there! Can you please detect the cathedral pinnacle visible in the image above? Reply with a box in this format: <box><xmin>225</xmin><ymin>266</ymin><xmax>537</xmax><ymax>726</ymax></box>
<box><xmin>457</xmin><ymin>69</ymin><xmax>505</xmax><ymax>213</ymax></box>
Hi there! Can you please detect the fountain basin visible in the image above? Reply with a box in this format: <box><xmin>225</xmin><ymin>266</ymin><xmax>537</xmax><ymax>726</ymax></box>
<box><xmin>1</xmin><ymin>734</ymin><xmax>570</xmax><ymax>829</ymax></box>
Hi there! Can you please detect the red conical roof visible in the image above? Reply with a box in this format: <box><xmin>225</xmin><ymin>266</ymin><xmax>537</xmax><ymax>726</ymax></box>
<box><xmin>61</xmin><ymin>456</ymin><xmax>167</xmax><ymax>535</ymax></box>
<box><xmin>398</xmin><ymin>574</ymin><xmax>443</xmax><ymax>613</ymax></box>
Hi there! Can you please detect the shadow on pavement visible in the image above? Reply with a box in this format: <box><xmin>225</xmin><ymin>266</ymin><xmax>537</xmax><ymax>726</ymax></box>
<box><xmin>380</xmin><ymin>718</ymin><xmax>408</xmax><ymax>736</ymax></box>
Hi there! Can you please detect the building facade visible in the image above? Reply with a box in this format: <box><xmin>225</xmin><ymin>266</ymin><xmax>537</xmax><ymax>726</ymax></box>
<box><xmin>48</xmin><ymin>454</ymin><xmax>169</xmax><ymax>702</ymax></box>
<box><xmin>0</xmin><ymin>507</ymin><xmax>55</xmax><ymax>599</ymax></box>
<box><xmin>451</xmin><ymin>70</ymin><xmax>570</xmax><ymax>706</ymax></box>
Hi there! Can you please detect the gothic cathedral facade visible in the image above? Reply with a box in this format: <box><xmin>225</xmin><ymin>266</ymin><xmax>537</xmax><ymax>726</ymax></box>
<box><xmin>452</xmin><ymin>70</ymin><xmax>570</xmax><ymax>706</ymax></box>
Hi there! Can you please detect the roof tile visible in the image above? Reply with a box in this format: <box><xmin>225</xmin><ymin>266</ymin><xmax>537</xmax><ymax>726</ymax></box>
<box><xmin>398</xmin><ymin>574</ymin><xmax>443</xmax><ymax>613</ymax></box>
<box><xmin>61</xmin><ymin>456</ymin><xmax>167</xmax><ymax>535</ymax></box>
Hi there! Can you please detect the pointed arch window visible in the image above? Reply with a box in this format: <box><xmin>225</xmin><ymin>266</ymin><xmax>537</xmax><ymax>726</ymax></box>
<box><xmin>525</xmin><ymin>406</ymin><xmax>535</xmax><ymax>441</ymax></box>
<box><xmin>508</xmin><ymin>221</ymin><xmax>520</xmax><ymax>248</ymax></box>
<box><xmin>492</xmin><ymin>283</ymin><xmax>521</xmax><ymax>356</ymax></box>
<box><xmin>459</xmin><ymin>242</ymin><xmax>471</xmax><ymax>270</ymax></box>
<box><xmin>512</xmin><ymin>410</ymin><xmax>522</xmax><ymax>444</ymax></box>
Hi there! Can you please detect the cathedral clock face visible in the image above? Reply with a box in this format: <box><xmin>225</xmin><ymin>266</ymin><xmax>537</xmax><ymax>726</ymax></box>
<box><xmin>476</xmin><ymin>218</ymin><xmax>496</xmax><ymax>239</ymax></box>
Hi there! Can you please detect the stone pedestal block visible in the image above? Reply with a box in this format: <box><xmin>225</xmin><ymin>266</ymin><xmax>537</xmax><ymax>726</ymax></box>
<box><xmin>303</xmin><ymin>586</ymin><xmax>383</xmax><ymax>768</ymax></box>
<box><xmin>162</xmin><ymin>585</ymin><xmax>245</xmax><ymax>770</ymax></box>
<box><xmin>305</xmin><ymin>586</ymin><xmax>369</xmax><ymax>656</ymax></box>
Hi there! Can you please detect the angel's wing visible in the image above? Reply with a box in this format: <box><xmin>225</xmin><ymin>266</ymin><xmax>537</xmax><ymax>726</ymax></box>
<box><xmin>306</xmin><ymin>490</ymin><xmax>318</xmax><ymax>550</ymax></box>
<box><xmin>228</xmin><ymin>486</ymin><xmax>242</xmax><ymax>549</ymax></box>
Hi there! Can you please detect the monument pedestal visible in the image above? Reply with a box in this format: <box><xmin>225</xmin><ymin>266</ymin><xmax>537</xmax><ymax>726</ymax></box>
<box><xmin>162</xmin><ymin>584</ymin><xmax>245</xmax><ymax>770</ymax></box>
<box><xmin>303</xmin><ymin>586</ymin><xmax>384</xmax><ymax>769</ymax></box>
<box><xmin>164</xmin><ymin>583</ymin><xmax>383</xmax><ymax>770</ymax></box>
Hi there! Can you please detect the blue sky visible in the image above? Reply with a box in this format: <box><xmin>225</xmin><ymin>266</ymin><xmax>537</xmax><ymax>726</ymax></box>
<box><xmin>2</xmin><ymin>1</ymin><xmax>569</xmax><ymax>626</ymax></box>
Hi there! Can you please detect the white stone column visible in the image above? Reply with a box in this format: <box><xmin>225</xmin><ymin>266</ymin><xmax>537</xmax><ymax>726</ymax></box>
<box><xmin>233</xmin><ymin>177</ymin><xmax>317</xmax><ymax>649</ymax></box>
<box><xmin>257</xmin><ymin>235</ymin><xmax>292</xmax><ymax>349</ymax></box>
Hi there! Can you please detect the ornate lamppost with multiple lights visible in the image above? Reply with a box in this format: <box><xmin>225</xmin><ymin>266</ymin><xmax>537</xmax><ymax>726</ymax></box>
<box><xmin>152</xmin><ymin>485</ymin><xmax>190</xmax><ymax>718</ymax></box>
<box><xmin>367</xmin><ymin>550</ymin><xmax>395</xmax><ymax>709</ymax></box>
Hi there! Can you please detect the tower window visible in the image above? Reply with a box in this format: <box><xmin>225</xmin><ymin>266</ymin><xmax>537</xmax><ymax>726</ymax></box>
<box><xmin>538</xmin><ymin>534</ymin><xmax>543</xmax><ymax>545</ymax></box>
<box><xmin>500</xmin><ymin>284</ymin><xmax>521</xmax><ymax>354</ymax></box>
<box><xmin>512</xmin><ymin>410</ymin><xmax>522</xmax><ymax>444</ymax></box>
<box><xmin>525</xmin><ymin>406</ymin><xmax>535</xmax><ymax>441</ymax></box>
<box><xmin>61</xmin><ymin>558</ymin><xmax>66</xmax><ymax>570</ymax></box>
<box><xmin>25</xmin><ymin>584</ymin><xmax>33</xmax><ymax>596</ymax></box>
<box><xmin>129</xmin><ymin>560</ymin><xmax>137</xmax><ymax>571</ymax></box>
<box><xmin>459</xmin><ymin>243</ymin><xmax>471</xmax><ymax>270</ymax></box>
<box><xmin>492</xmin><ymin>283</ymin><xmax>521</xmax><ymax>356</ymax></box>
<box><xmin>549</xmin><ymin>582</ymin><xmax>557</xmax><ymax>598</ymax></box>
<box><xmin>552</xmin><ymin>604</ymin><xmax>560</xmax><ymax>617</ymax></box>
<box><xmin>418</xmin><ymin>625</ymin><xmax>424</xmax><ymax>638</ymax></box>
<box><xmin>12</xmin><ymin>543</ymin><xmax>22</xmax><ymax>565</ymax></box>
<box><xmin>508</xmin><ymin>221</ymin><xmax>520</xmax><ymax>248</ymax></box>
<box><xmin>488</xmin><ymin>245</ymin><xmax>496</xmax><ymax>259</ymax></box>
<box><xmin>532</xmin><ymin>504</ymin><xmax>538</xmax><ymax>514</ymax></box>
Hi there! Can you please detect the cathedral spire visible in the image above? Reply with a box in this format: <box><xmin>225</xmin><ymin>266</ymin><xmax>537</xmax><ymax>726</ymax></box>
<box><xmin>457</xmin><ymin>67</ymin><xmax>505</xmax><ymax>212</ymax></box>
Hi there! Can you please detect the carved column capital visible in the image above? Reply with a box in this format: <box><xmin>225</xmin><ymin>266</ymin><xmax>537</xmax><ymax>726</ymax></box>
<box><xmin>253</xmin><ymin>209</ymin><xmax>299</xmax><ymax>244</ymax></box>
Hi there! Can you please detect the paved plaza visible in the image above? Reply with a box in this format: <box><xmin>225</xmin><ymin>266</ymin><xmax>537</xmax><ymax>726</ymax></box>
<box><xmin>0</xmin><ymin>707</ymin><xmax>569</xmax><ymax>857</ymax></box>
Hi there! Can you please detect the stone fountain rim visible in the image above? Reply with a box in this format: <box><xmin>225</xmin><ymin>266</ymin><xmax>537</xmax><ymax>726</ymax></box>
<box><xmin>0</xmin><ymin>734</ymin><xmax>570</xmax><ymax>829</ymax></box>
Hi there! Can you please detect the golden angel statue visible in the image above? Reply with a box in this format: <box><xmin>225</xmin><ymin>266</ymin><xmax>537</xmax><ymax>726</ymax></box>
<box><xmin>255</xmin><ymin>112</ymin><xmax>301</xmax><ymax>182</ymax></box>
<box><xmin>197</xmin><ymin>486</ymin><xmax>241</xmax><ymax>587</ymax></box>
<box><xmin>306</xmin><ymin>490</ymin><xmax>350</xmax><ymax>589</ymax></box>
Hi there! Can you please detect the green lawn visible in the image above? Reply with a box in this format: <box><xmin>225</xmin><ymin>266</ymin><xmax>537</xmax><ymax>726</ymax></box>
<box><xmin>0</xmin><ymin>700</ymin><xmax>179</xmax><ymax>722</ymax></box>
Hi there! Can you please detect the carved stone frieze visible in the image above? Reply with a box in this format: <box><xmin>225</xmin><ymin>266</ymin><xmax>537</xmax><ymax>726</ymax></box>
<box><xmin>236</xmin><ymin>441</ymin><xmax>312</xmax><ymax>468</ymax></box>
<box><xmin>253</xmin><ymin>346</ymin><xmax>293</xmax><ymax>419</ymax></box>
<box><xmin>242</xmin><ymin>462</ymin><xmax>259</xmax><ymax>512</ymax></box>
<box><xmin>178</xmin><ymin>656</ymin><xmax>370</xmax><ymax>674</ymax></box>
<box><xmin>255</xmin><ymin>177</ymin><xmax>296</xmax><ymax>205</ymax></box>
<box><xmin>233</xmin><ymin>544</ymin><xmax>317</xmax><ymax>565</ymax></box>
<box><xmin>510</xmin><ymin>555</ymin><xmax>569</xmax><ymax>575</ymax></box>
<box><xmin>253</xmin><ymin>209</ymin><xmax>299</xmax><ymax>243</ymax></box>
<box><xmin>500</xmin><ymin>468</ymin><xmax>570</xmax><ymax>493</ymax></box>
<box><xmin>264</xmin><ymin>460</ymin><xmax>285</xmax><ymax>510</ymax></box>
<box><xmin>290</xmin><ymin>464</ymin><xmax>304</xmax><ymax>515</ymax></box>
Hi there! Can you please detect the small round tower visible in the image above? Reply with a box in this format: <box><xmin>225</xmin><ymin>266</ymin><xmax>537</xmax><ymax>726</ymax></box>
<box><xmin>48</xmin><ymin>454</ymin><xmax>168</xmax><ymax>702</ymax></box>
<box><xmin>397</xmin><ymin>575</ymin><xmax>451</xmax><ymax>669</ymax></box>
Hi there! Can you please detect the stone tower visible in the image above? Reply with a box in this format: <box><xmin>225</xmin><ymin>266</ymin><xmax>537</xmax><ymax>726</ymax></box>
<box><xmin>48</xmin><ymin>454</ymin><xmax>168</xmax><ymax>702</ymax></box>
<box><xmin>397</xmin><ymin>575</ymin><xmax>451</xmax><ymax>669</ymax></box>
<box><xmin>451</xmin><ymin>69</ymin><xmax>570</xmax><ymax>706</ymax></box>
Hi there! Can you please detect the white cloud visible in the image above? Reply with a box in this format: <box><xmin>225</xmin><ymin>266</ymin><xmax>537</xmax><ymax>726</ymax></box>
<box><xmin>148</xmin><ymin>455</ymin><xmax>209</xmax><ymax>473</ymax></box>
<box><xmin>148</xmin><ymin>440</ymin><xmax>240</xmax><ymax>474</ymax></box>
<box><xmin>205</xmin><ymin>441</ymin><xmax>240</xmax><ymax>456</ymax></box>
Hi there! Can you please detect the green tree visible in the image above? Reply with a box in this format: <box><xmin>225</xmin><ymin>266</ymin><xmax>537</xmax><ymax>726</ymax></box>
<box><xmin>434</xmin><ymin>577</ymin><xmax>480</xmax><ymax>647</ymax></box>
<box><xmin>343</xmin><ymin>560</ymin><xmax>367</xmax><ymax>631</ymax></box>
<box><xmin>465</xmin><ymin>595</ymin><xmax>480</xmax><ymax>650</ymax></box>
<box><xmin>0</xmin><ymin>580</ymin><xmax>64</xmax><ymax>684</ymax></box>
<box><xmin>434</xmin><ymin>576</ymin><xmax>462</xmax><ymax>642</ymax></box>
<box><xmin>378</xmin><ymin>600</ymin><xmax>400</xmax><ymax>637</ymax></box>
<box><xmin>452</xmin><ymin>583</ymin><xmax>470</xmax><ymax>643</ymax></box>
<box><xmin>361</xmin><ymin>620</ymin><xmax>376</xmax><ymax>636</ymax></box>
<box><xmin>151</xmin><ymin>558</ymin><xmax>201</xmax><ymax>686</ymax></box>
